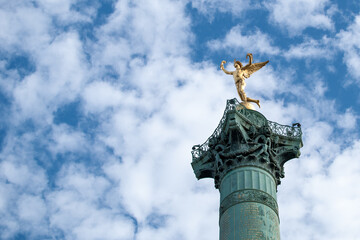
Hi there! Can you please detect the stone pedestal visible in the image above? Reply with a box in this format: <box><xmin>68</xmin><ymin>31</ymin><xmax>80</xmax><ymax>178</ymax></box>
<box><xmin>191</xmin><ymin>99</ymin><xmax>303</xmax><ymax>240</ymax></box>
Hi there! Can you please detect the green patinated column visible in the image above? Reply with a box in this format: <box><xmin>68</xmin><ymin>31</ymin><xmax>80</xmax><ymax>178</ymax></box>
<box><xmin>191</xmin><ymin>99</ymin><xmax>303</xmax><ymax>240</ymax></box>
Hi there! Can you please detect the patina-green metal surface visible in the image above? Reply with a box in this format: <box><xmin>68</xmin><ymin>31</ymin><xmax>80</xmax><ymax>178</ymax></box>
<box><xmin>191</xmin><ymin>99</ymin><xmax>303</xmax><ymax>240</ymax></box>
<box><xmin>219</xmin><ymin>167</ymin><xmax>279</xmax><ymax>240</ymax></box>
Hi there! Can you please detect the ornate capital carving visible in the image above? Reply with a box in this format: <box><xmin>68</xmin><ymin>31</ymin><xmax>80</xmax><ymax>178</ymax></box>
<box><xmin>191</xmin><ymin>99</ymin><xmax>303</xmax><ymax>188</ymax></box>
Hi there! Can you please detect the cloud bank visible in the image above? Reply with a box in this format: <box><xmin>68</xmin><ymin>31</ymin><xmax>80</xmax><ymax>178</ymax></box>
<box><xmin>0</xmin><ymin>0</ymin><xmax>359</xmax><ymax>239</ymax></box>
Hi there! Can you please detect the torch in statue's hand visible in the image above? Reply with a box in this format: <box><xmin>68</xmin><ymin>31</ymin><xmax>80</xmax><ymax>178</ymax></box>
<box><xmin>220</xmin><ymin>60</ymin><xmax>226</xmax><ymax>69</ymax></box>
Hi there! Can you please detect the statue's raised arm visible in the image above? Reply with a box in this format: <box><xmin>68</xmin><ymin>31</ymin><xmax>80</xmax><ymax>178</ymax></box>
<box><xmin>242</xmin><ymin>55</ymin><xmax>269</xmax><ymax>79</ymax></box>
<box><xmin>220</xmin><ymin>53</ymin><xmax>269</xmax><ymax>110</ymax></box>
<box><xmin>220</xmin><ymin>60</ymin><xmax>233</xmax><ymax>75</ymax></box>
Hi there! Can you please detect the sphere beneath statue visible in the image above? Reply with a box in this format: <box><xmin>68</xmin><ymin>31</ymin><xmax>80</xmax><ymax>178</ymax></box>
<box><xmin>240</xmin><ymin>101</ymin><xmax>256</xmax><ymax>110</ymax></box>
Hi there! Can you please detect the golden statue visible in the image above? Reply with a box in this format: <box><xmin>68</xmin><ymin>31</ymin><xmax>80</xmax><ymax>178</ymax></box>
<box><xmin>220</xmin><ymin>53</ymin><xmax>269</xmax><ymax>109</ymax></box>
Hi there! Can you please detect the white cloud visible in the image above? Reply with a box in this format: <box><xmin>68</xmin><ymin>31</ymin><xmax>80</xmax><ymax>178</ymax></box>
<box><xmin>337</xmin><ymin>15</ymin><xmax>360</xmax><ymax>84</ymax></box>
<box><xmin>266</xmin><ymin>0</ymin><xmax>336</xmax><ymax>35</ymax></box>
<box><xmin>208</xmin><ymin>25</ymin><xmax>280</xmax><ymax>55</ymax></box>
<box><xmin>283</xmin><ymin>36</ymin><xmax>335</xmax><ymax>60</ymax></box>
<box><xmin>82</xmin><ymin>81</ymin><xmax>125</xmax><ymax>113</ymax></box>
<box><xmin>56</xmin><ymin>164</ymin><xmax>110</xmax><ymax>201</ymax></box>
<box><xmin>18</xmin><ymin>194</ymin><xmax>46</xmax><ymax>225</ymax></box>
<box><xmin>0</xmin><ymin>0</ymin><xmax>360</xmax><ymax>239</ymax></box>
<box><xmin>12</xmin><ymin>31</ymin><xmax>88</xmax><ymax>123</ymax></box>
<box><xmin>47</xmin><ymin>163</ymin><xmax>135</xmax><ymax>240</ymax></box>
<box><xmin>280</xmin><ymin>140</ymin><xmax>360</xmax><ymax>239</ymax></box>
<box><xmin>48</xmin><ymin>124</ymin><xmax>87</xmax><ymax>154</ymax></box>
<box><xmin>207</xmin><ymin>25</ymin><xmax>337</xmax><ymax>63</ymax></box>
<box><xmin>190</xmin><ymin>0</ymin><xmax>255</xmax><ymax>19</ymax></box>
<box><xmin>0</xmin><ymin>159</ymin><xmax>47</xmax><ymax>194</ymax></box>
<box><xmin>94</xmin><ymin>0</ymin><xmax>192</xmax><ymax>63</ymax></box>
<box><xmin>336</xmin><ymin>108</ymin><xmax>357</xmax><ymax>130</ymax></box>
<box><xmin>0</xmin><ymin>3</ymin><xmax>51</xmax><ymax>52</ymax></box>
<box><xmin>36</xmin><ymin>0</ymin><xmax>94</xmax><ymax>23</ymax></box>
<box><xmin>94</xmin><ymin>48</ymin><xmax>358</xmax><ymax>239</ymax></box>
<box><xmin>72</xmin><ymin>213</ymin><xmax>135</xmax><ymax>240</ymax></box>
<box><xmin>0</xmin><ymin>134</ymin><xmax>49</xmax><ymax>238</ymax></box>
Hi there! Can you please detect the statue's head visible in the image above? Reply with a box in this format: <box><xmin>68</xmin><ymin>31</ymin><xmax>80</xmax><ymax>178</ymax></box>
<box><xmin>234</xmin><ymin>59</ymin><xmax>242</xmax><ymax>69</ymax></box>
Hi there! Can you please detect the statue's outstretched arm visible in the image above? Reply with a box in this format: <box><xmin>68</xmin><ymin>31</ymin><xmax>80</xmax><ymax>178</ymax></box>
<box><xmin>220</xmin><ymin>60</ymin><xmax>233</xmax><ymax>75</ymax></box>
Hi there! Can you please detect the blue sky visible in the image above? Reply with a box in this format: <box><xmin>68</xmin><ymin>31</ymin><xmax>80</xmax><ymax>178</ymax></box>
<box><xmin>0</xmin><ymin>0</ymin><xmax>360</xmax><ymax>239</ymax></box>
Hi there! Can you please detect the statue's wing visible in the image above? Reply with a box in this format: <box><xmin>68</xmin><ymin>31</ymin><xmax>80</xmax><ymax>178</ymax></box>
<box><xmin>242</xmin><ymin>60</ymin><xmax>269</xmax><ymax>78</ymax></box>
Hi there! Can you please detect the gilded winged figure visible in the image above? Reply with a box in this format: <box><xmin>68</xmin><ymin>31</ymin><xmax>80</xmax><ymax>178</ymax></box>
<box><xmin>220</xmin><ymin>53</ymin><xmax>269</xmax><ymax>108</ymax></box>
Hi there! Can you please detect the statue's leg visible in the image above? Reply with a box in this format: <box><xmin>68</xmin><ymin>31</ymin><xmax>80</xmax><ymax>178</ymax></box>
<box><xmin>237</xmin><ymin>83</ymin><xmax>246</xmax><ymax>101</ymax></box>
<box><xmin>247</xmin><ymin>97</ymin><xmax>261</xmax><ymax>108</ymax></box>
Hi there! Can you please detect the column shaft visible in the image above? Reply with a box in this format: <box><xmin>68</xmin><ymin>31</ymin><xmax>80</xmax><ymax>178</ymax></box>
<box><xmin>219</xmin><ymin>167</ymin><xmax>280</xmax><ymax>240</ymax></box>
